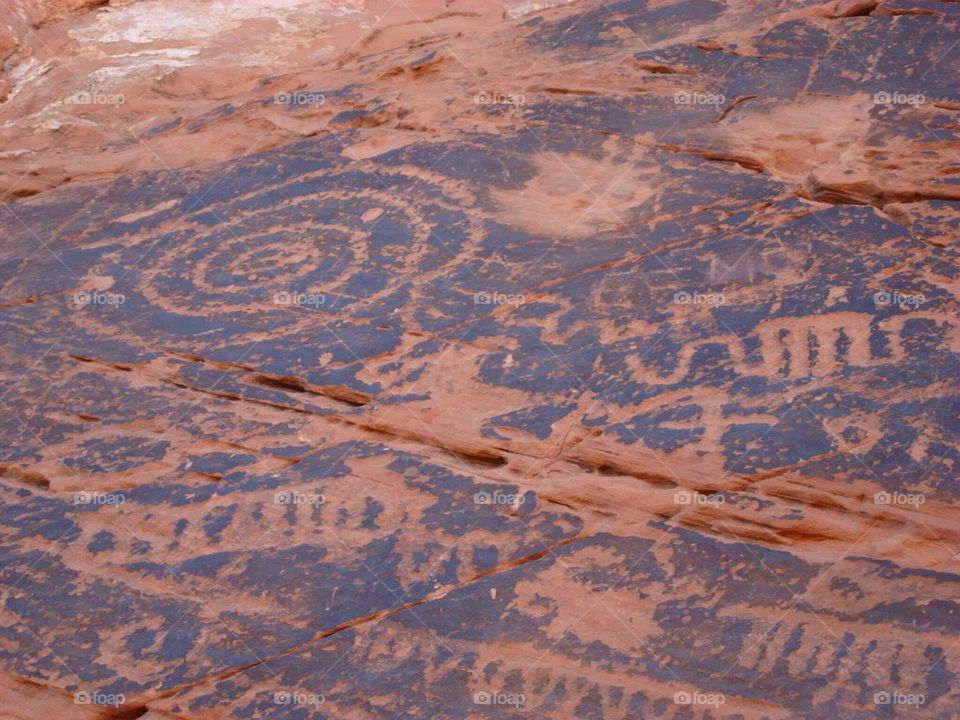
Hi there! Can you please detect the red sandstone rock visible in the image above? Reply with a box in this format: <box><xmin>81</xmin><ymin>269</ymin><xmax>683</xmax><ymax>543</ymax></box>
<box><xmin>0</xmin><ymin>0</ymin><xmax>958</xmax><ymax>718</ymax></box>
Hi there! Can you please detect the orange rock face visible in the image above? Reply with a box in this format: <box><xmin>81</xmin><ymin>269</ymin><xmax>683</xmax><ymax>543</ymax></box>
<box><xmin>0</xmin><ymin>0</ymin><xmax>958</xmax><ymax>718</ymax></box>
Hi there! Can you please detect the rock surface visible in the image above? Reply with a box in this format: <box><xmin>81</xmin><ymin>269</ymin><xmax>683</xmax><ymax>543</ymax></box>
<box><xmin>0</xmin><ymin>0</ymin><xmax>959</xmax><ymax>718</ymax></box>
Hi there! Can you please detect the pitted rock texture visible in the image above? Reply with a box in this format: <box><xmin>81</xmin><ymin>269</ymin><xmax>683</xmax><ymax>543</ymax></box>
<box><xmin>0</xmin><ymin>0</ymin><xmax>959</xmax><ymax>718</ymax></box>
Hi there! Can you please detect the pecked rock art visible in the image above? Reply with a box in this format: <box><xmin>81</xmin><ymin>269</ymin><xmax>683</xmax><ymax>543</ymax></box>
<box><xmin>0</xmin><ymin>0</ymin><xmax>958</xmax><ymax>718</ymax></box>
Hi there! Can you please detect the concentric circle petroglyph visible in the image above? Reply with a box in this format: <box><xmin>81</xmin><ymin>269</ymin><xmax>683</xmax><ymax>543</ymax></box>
<box><xmin>132</xmin><ymin>168</ymin><xmax>485</xmax><ymax>319</ymax></box>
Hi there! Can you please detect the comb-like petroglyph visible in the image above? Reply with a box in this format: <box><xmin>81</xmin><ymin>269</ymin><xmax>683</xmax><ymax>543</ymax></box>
<box><xmin>0</xmin><ymin>0</ymin><xmax>958</xmax><ymax>718</ymax></box>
